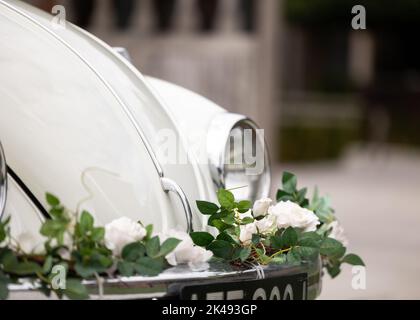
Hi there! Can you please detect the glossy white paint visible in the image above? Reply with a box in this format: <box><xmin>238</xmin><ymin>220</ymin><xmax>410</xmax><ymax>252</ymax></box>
<box><xmin>0</xmin><ymin>0</ymin><xmax>228</xmax><ymax>234</ymax></box>
<box><xmin>0</xmin><ymin>0</ymin><xmax>269</xmax><ymax>238</ymax></box>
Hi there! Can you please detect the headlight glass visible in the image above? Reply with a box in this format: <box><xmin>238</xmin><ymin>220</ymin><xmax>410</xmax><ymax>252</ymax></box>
<box><xmin>208</xmin><ymin>114</ymin><xmax>270</xmax><ymax>202</ymax></box>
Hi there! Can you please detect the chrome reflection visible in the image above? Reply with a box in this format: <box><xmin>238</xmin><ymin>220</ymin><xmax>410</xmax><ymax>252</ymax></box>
<box><xmin>207</xmin><ymin>113</ymin><xmax>270</xmax><ymax>202</ymax></box>
<box><xmin>0</xmin><ymin>141</ymin><xmax>7</xmax><ymax>220</ymax></box>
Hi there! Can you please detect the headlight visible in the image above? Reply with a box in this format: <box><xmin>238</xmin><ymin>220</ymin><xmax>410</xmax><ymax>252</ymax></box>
<box><xmin>207</xmin><ymin>113</ymin><xmax>271</xmax><ymax>202</ymax></box>
<box><xmin>0</xmin><ymin>141</ymin><xmax>7</xmax><ymax>219</ymax></box>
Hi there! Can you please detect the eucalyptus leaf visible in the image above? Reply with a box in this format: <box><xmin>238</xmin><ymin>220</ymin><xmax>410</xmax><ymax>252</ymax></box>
<box><xmin>158</xmin><ymin>238</ymin><xmax>181</xmax><ymax>257</ymax></box>
<box><xmin>117</xmin><ymin>260</ymin><xmax>135</xmax><ymax>277</ymax></box>
<box><xmin>122</xmin><ymin>242</ymin><xmax>146</xmax><ymax>262</ymax></box>
<box><xmin>146</xmin><ymin>236</ymin><xmax>160</xmax><ymax>258</ymax></box>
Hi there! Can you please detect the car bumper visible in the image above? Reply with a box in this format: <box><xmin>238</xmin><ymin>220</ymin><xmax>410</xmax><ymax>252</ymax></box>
<box><xmin>8</xmin><ymin>256</ymin><xmax>322</xmax><ymax>300</ymax></box>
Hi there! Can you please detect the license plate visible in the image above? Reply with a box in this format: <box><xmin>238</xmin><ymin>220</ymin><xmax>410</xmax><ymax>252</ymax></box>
<box><xmin>180</xmin><ymin>273</ymin><xmax>308</xmax><ymax>300</ymax></box>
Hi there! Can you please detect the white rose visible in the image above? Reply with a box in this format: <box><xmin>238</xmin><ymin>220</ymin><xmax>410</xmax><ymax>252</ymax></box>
<box><xmin>161</xmin><ymin>229</ymin><xmax>213</xmax><ymax>271</ymax></box>
<box><xmin>252</xmin><ymin>198</ymin><xmax>272</xmax><ymax>218</ymax></box>
<box><xmin>234</xmin><ymin>208</ymin><xmax>253</xmax><ymax>221</ymax></box>
<box><xmin>239</xmin><ymin>223</ymin><xmax>257</xmax><ymax>245</ymax></box>
<box><xmin>268</xmin><ymin>201</ymin><xmax>320</xmax><ymax>232</ymax></box>
<box><xmin>255</xmin><ymin>215</ymin><xmax>277</xmax><ymax>234</ymax></box>
<box><xmin>328</xmin><ymin>221</ymin><xmax>349</xmax><ymax>247</ymax></box>
<box><xmin>16</xmin><ymin>232</ymin><xmax>45</xmax><ymax>255</ymax></box>
<box><xmin>105</xmin><ymin>217</ymin><xmax>146</xmax><ymax>256</ymax></box>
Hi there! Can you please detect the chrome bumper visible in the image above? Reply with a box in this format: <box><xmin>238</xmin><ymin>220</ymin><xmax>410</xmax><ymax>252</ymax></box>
<box><xmin>8</xmin><ymin>257</ymin><xmax>322</xmax><ymax>300</ymax></box>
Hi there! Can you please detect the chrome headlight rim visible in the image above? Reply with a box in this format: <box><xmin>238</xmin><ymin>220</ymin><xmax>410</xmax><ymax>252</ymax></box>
<box><xmin>0</xmin><ymin>141</ymin><xmax>7</xmax><ymax>220</ymax></box>
<box><xmin>207</xmin><ymin>113</ymin><xmax>271</xmax><ymax>201</ymax></box>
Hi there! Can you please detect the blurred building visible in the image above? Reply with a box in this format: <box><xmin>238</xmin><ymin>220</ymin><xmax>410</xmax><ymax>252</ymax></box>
<box><xmin>24</xmin><ymin>0</ymin><xmax>420</xmax><ymax>163</ymax></box>
<box><xmin>25</xmin><ymin>0</ymin><xmax>281</xmax><ymax>162</ymax></box>
<box><xmin>281</xmin><ymin>0</ymin><xmax>420</xmax><ymax>161</ymax></box>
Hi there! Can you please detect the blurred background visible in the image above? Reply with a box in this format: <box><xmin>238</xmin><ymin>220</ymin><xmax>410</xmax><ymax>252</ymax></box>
<box><xmin>25</xmin><ymin>0</ymin><xmax>420</xmax><ymax>299</ymax></box>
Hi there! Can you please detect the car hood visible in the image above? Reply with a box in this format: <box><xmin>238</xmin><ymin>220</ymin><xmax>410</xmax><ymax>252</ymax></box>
<box><xmin>0</xmin><ymin>0</ymin><xmax>211</xmax><ymax>231</ymax></box>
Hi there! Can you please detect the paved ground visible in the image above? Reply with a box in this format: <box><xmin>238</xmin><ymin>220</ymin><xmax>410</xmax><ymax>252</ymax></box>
<box><xmin>274</xmin><ymin>144</ymin><xmax>420</xmax><ymax>299</ymax></box>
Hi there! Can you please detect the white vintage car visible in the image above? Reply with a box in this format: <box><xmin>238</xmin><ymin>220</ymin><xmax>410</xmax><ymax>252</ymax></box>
<box><xmin>0</xmin><ymin>0</ymin><xmax>321</xmax><ymax>299</ymax></box>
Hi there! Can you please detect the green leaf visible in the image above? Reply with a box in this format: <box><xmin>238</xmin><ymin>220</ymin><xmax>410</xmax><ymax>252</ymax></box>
<box><xmin>251</xmin><ymin>234</ymin><xmax>261</xmax><ymax>245</ymax></box>
<box><xmin>296</xmin><ymin>188</ymin><xmax>309</xmax><ymax>207</ymax></box>
<box><xmin>0</xmin><ymin>272</ymin><xmax>10</xmax><ymax>300</ymax></box>
<box><xmin>117</xmin><ymin>260</ymin><xmax>135</xmax><ymax>277</ymax></box>
<box><xmin>217</xmin><ymin>189</ymin><xmax>235</xmax><ymax>209</ymax></box>
<box><xmin>74</xmin><ymin>263</ymin><xmax>97</xmax><ymax>278</ymax></box>
<box><xmin>282</xmin><ymin>172</ymin><xmax>297</xmax><ymax>194</ymax></box>
<box><xmin>276</xmin><ymin>189</ymin><xmax>293</xmax><ymax>202</ymax></box>
<box><xmin>196</xmin><ymin>201</ymin><xmax>219</xmax><ymax>215</ymax></box>
<box><xmin>49</xmin><ymin>207</ymin><xmax>64</xmax><ymax>219</ymax></box>
<box><xmin>145</xmin><ymin>236</ymin><xmax>160</xmax><ymax>258</ymax></box>
<box><xmin>221</xmin><ymin>215</ymin><xmax>235</xmax><ymax>226</ymax></box>
<box><xmin>238</xmin><ymin>247</ymin><xmax>251</xmax><ymax>262</ymax></box>
<box><xmin>286</xmin><ymin>248</ymin><xmax>302</xmax><ymax>265</ymax></box>
<box><xmin>63</xmin><ymin>279</ymin><xmax>89</xmax><ymax>300</ymax></box>
<box><xmin>42</xmin><ymin>256</ymin><xmax>54</xmax><ymax>274</ymax></box>
<box><xmin>207</xmin><ymin>240</ymin><xmax>234</xmax><ymax>260</ymax></box>
<box><xmin>237</xmin><ymin>200</ymin><xmax>252</xmax><ymax>212</ymax></box>
<box><xmin>79</xmin><ymin>211</ymin><xmax>94</xmax><ymax>232</ymax></box>
<box><xmin>40</xmin><ymin>220</ymin><xmax>64</xmax><ymax>235</ymax></box>
<box><xmin>320</xmin><ymin>238</ymin><xmax>345</xmax><ymax>258</ymax></box>
<box><xmin>240</xmin><ymin>217</ymin><xmax>254</xmax><ymax>225</ymax></box>
<box><xmin>255</xmin><ymin>248</ymin><xmax>271</xmax><ymax>264</ymax></box>
<box><xmin>91</xmin><ymin>227</ymin><xmax>105</xmax><ymax>242</ymax></box>
<box><xmin>281</xmin><ymin>227</ymin><xmax>298</xmax><ymax>247</ymax></box>
<box><xmin>190</xmin><ymin>232</ymin><xmax>215</xmax><ymax>247</ymax></box>
<box><xmin>122</xmin><ymin>242</ymin><xmax>146</xmax><ymax>262</ymax></box>
<box><xmin>271</xmin><ymin>235</ymin><xmax>283</xmax><ymax>250</ymax></box>
<box><xmin>135</xmin><ymin>257</ymin><xmax>165</xmax><ymax>276</ymax></box>
<box><xmin>298</xmin><ymin>232</ymin><xmax>322</xmax><ymax>248</ymax></box>
<box><xmin>342</xmin><ymin>254</ymin><xmax>365</xmax><ymax>266</ymax></box>
<box><xmin>327</xmin><ymin>263</ymin><xmax>341</xmax><ymax>278</ymax></box>
<box><xmin>46</xmin><ymin>193</ymin><xmax>60</xmax><ymax>207</ymax></box>
<box><xmin>159</xmin><ymin>238</ymin><xmax>181</xmax><ymax>257</ymax></box>
<box><xmin>12</xmin><ymin>262</ymin><xmax>43</xmax><ymax>276</ymax></box>
<box><xmin>270</xmin><ymin>255</ymin><xmax>287</xmax><ymax>265</ymax></box>
<box><xmin>0</xmin><ymin>225</ymin><xmax>6</xmax><ymax>243</ymax></box>
<box><xmin>294</xmin><ymin>246</ymin><xmax>319</xmax><ymax>259</ymax></box>
<box><xmin>216</xmin><ymin>232</ymin><xmax>237</xmax><ymax>244</ymax></box>
<box><xmin>1</xmin><ymin>251</ymin><xmax>18</xmax><ymax>271</ymax></box>
<box><xmin>145</xmin><ymin>224</ymin><xmax>153</xmax><ymax>240</ymax></box>
<box><xmin>208</xmin><ymin>217</ymin><xmax>231</xmax><ymax>232</ymax></box>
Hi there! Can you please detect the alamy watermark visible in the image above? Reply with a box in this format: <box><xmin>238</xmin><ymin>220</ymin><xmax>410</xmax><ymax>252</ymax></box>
<box><xmin>154</xmin><ymin>128</ymin><xmax>266</xmax><ymax>176</ymax></box>
<box><xmin>351</xmin><ymin>5</ymin><xmax>367</xmax><ymax>30</ymax></box>
<box><xmin>51</xmin><ymin>5</ymin><xmax>66</xmax><ymax>30</ymax></box>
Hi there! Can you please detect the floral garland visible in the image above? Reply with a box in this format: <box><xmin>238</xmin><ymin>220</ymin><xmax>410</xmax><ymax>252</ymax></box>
<box><xmin>191</xmin><ymin>172</ymin><xmax>364</xmax><ymax>276</ymax></box>
<box><xmin>0</xmin><ymin>171</ymin><xmax>363</xmax><ymax>300</ymax></box>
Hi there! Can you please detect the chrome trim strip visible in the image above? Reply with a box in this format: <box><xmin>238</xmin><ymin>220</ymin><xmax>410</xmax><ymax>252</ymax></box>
<box><xmin>0</xmin><ymin>0</ymin><xmax>164</xmax><ymax>178</ymax></box>
<box><xmin>161</xmin><ymin>177</ymin><xmax>193</xmax><ymax>232</ymax></box>
<box><xmin>8</xmin><ymin>260</ymin><xmax>322</xmax><ymax>300</ymax></box>
<box><xmin>0</xmin><ymin>141</ymin><xmax>7</xmax><ymax>220</ymax></box>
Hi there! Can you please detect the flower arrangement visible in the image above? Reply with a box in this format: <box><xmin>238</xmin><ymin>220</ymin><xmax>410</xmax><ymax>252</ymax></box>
<box><xmin>191</xmin><ymin>172</ymin><xmax>364</xmax><ymax>276</ymax></box>
<box><xmin>0</xmin><ymin>194</ymin><xmax>211</xmax><ymax>300</ymax></box>
<box><xmin>0</xmin><ymin>171</ymin><xmax>363</xmax><ymax>300</ymax></box>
